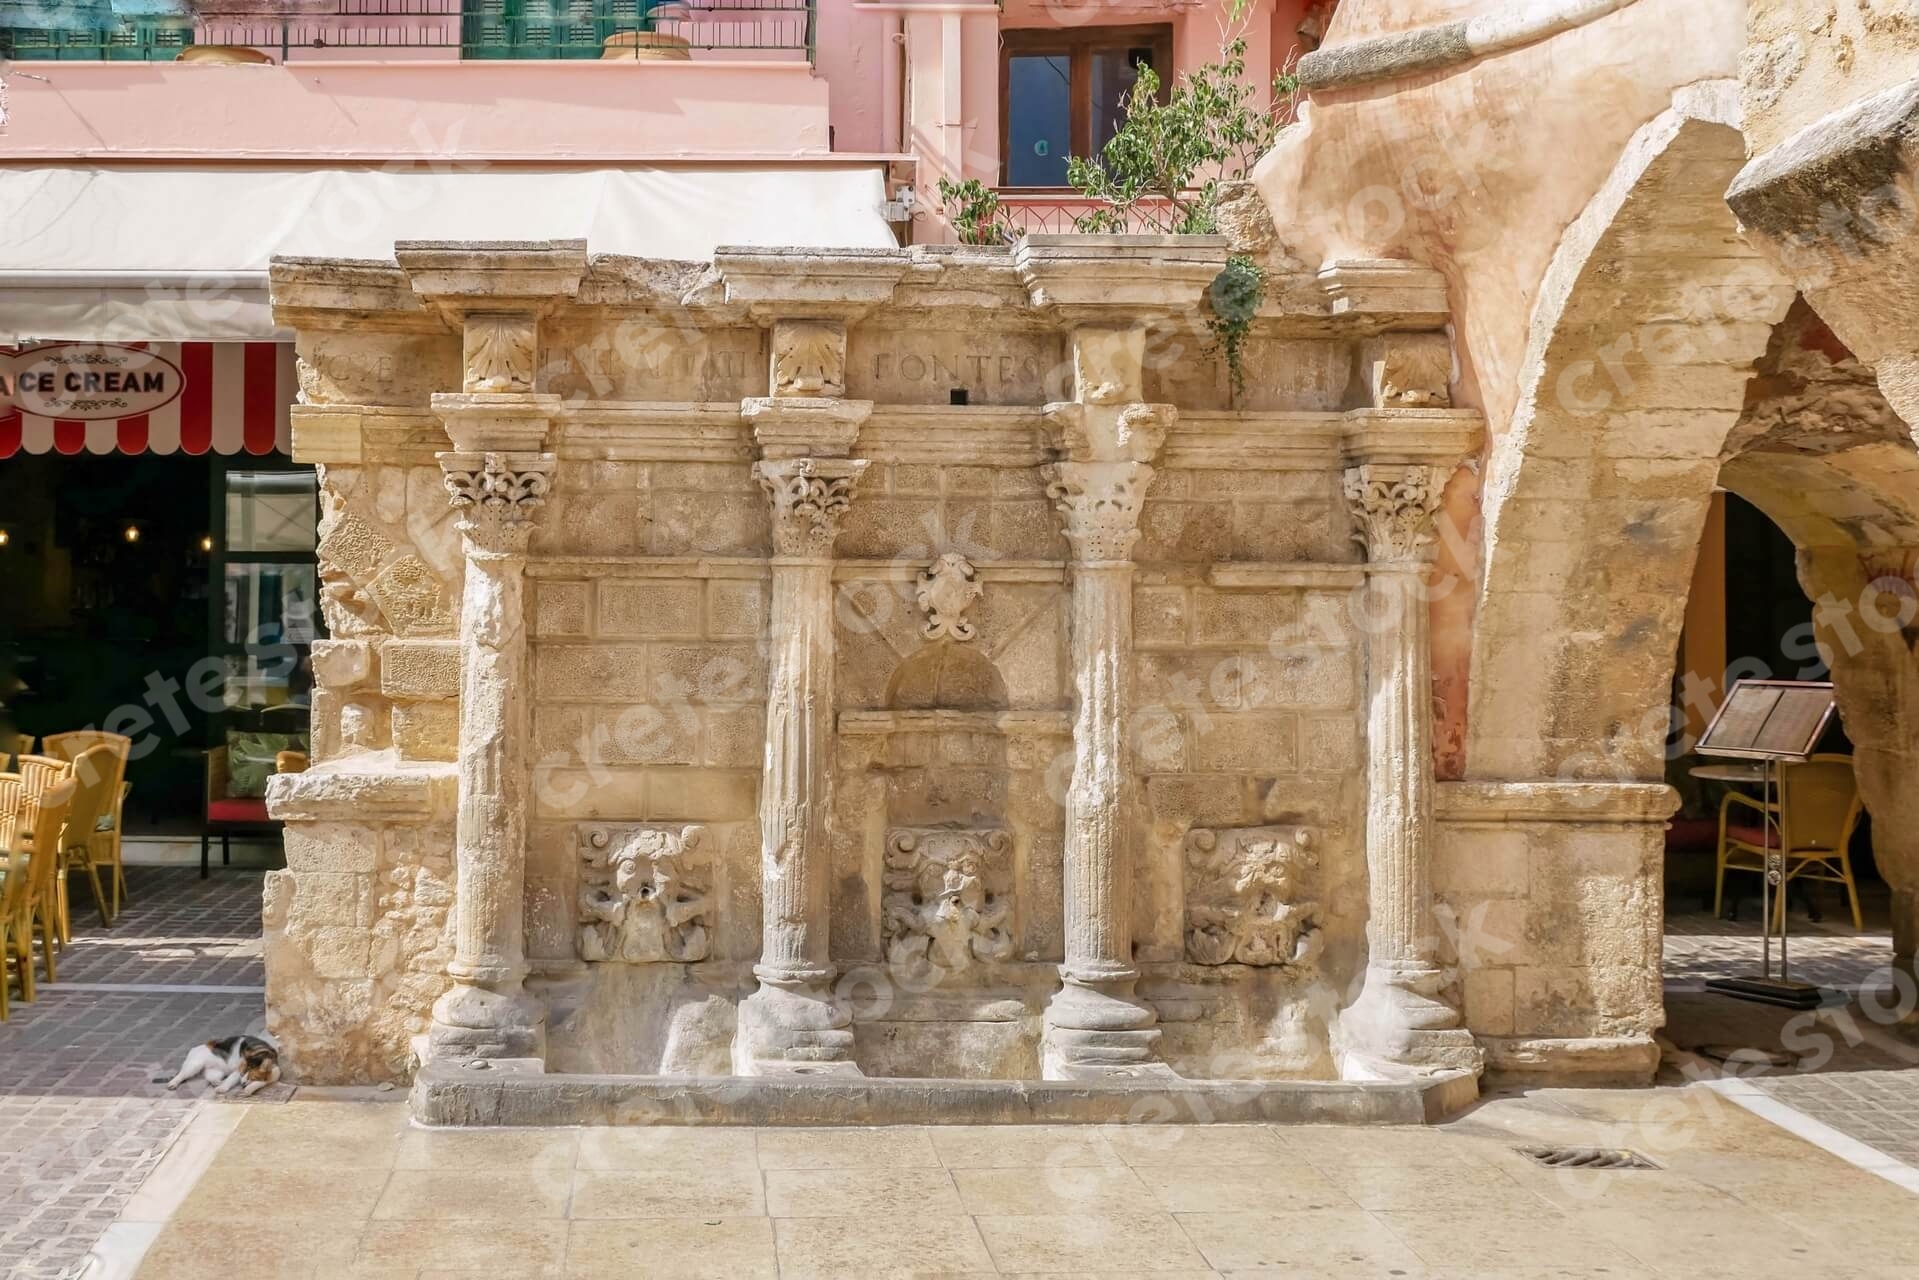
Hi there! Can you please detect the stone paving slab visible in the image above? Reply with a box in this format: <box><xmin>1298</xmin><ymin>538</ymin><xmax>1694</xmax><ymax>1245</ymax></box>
<box><xmin>112</xmin><ymin>1089</ymin><xmax>1918</xmax><ymax>1279</ymax></box>
<box><xmin>51</xmin><ymin>868</ymin><xmax>265</xmax><ymax>989</ymax></box>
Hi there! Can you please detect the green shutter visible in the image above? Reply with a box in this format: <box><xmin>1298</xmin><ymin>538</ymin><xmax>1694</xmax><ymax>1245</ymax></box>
<box><xmin>463</xmin><ymin>0</ymin><xmax>648</xmax><ymax>59</ymax></box>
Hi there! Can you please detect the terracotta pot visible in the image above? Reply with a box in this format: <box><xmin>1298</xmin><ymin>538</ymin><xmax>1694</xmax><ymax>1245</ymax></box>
<box><xmin>602</xmin><ymin>31</ymin><xmax>692</xmax><ymax>60</ymax></box>
<box><xmin>176</xmin><ymin>44</ymin><xmax>275</xmax><ymax>65</ymax></box>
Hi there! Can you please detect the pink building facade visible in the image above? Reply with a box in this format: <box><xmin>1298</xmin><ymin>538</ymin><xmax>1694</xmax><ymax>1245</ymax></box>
<box><xmin>0</xmin><ymin>1</ymin><xmax>1329</xmax><ymax>249</ymax></box>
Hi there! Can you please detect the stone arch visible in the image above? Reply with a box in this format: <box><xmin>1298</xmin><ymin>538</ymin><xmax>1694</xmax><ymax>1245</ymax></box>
<box><xmin>1466</xmin><ymin>82</ymin><xmax>1798</xmax><ymax>780</ymax></box>
<box><xmin>885</xmin><ymin>640</ymin><xmax>1010</xmax><ymax>712</ymax></box>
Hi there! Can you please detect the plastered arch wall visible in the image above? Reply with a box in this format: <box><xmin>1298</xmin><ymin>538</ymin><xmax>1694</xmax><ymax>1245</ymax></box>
<box><xmin>1466</xmin><ymin>85</ymin><xmax>1797</xmax><ymax>781</ymax></box>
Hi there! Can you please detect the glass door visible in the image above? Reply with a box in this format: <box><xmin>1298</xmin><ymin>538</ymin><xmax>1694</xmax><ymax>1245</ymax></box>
<box><xmin>210</xmin><ymin>464</ymin><xmax>322</xmax><ymax>798</ymax></box>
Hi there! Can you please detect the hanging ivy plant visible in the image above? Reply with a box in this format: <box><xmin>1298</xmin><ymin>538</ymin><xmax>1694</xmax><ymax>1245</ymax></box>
<box><xmin>1208</xmin><ymin>253</ymin><xmax>1266</xmax><ymax>402</ymax></box>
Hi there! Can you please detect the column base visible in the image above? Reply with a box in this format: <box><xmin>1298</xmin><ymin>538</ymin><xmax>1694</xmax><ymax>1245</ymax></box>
<box><xmin>1340</xmin><ymin>961</ymin><xmax>1483</xmax><ymax>1075</ymax></box>
<box><xmin>427</xmin><ymin>981</ymin><xmax>547</xmax><ymax>1063</ymax></box>
<box><xmin>1042</xmin><ymin>973</ymin><xmax>1174</xmax><ymax>1081</ymax></box>
<box><xmin>734</xmin><ymin>969</ymin><xmax>862</xmax><ymax>1077</ymax></box>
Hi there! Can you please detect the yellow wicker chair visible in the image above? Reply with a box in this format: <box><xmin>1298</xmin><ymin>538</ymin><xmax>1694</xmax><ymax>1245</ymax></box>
<box><xmin>42</xmin><ymin>731</ymin><xmax>133</xmax><ymax>922</ymax></box>
<box><xmin>0</xmin><ymin>774</ymin><xmax>28</xmax><ymax>1017</ymax></box>
<box><xmin>1715</xmin><ymin>753</ymin><xmax>1865</xmax><ymax>931</ymax></box>
<box><xmin>2</xmin><ymin>772</ymin><xmax>74</xmax><ymax>1002</ymax></box>
<box><xmin>14</xmin><ymin>762</ymin><xmax>75</xmax><ymax>985</ymax></box>
<box><xmin>55</xmin><ymin>744</ymin><xmax>120</xmax><ymax>932</ymax></box>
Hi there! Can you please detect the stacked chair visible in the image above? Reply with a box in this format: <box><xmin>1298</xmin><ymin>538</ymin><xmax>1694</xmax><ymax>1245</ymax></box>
<box><xmin>0</xmin><ymin>769</ymin><xmax>76</xmax><ymax>1019</ymax></box>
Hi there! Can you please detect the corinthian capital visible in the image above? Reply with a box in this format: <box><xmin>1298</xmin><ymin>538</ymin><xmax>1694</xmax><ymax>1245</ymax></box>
<box><xmin>439</xmin><ymin>450</ymin><xmax>555</xmax><ymax>554</ymax></box>
<box><xmin>755</xmin><ymin>457</ymin><xmax>869</xmax><ymax>558</ymax></box>
<box><xmin>1342</xmin><ymin>464</ymin><xmax>1451</xmax><ymax>563</ymax></box>
<box><xmin>1043</xmin><ymin>460</ymin><xmax>1153</xmax><ymax>564</ymax></box>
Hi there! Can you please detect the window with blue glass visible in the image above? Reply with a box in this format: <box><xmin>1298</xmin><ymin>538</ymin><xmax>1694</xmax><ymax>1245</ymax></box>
<box><xmin>1000</xmin><ymin>25</ymin><xmax>1172</xmax><ymax>188</ymax></box>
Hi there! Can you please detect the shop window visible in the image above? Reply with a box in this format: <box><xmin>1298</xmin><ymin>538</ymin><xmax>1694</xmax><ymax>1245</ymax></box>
<box><xmin>1000</xmin><ymin>25</ymin><xmax>1172</xmax><ymax>188</ymax></box>
<box><xmin>214</xmin><ymin>468</ymin><xmax>321</xmax><ymax>716</ymax></box>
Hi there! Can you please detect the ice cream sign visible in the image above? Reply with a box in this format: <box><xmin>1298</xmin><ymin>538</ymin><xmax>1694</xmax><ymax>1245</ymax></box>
<box><xmin>2</xmin><ymin>344</ymin><xmax>186</xmax><ymax>421</ymax></box>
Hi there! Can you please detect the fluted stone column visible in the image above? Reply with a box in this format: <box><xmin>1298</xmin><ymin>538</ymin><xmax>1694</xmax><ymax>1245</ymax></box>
<box><xmin>1341</xmin><ymin>464</ymin><xmax>1481</xmax><ymax>1074</ymax></box>
<box><xmin>1038</xmin><ymin>334</ymin><xmax>1176</xmax><ymax>1079</ymax></box>
<box><xmin>735</xmin><ymin>377</ymin><xmax>871</xmax><ymax>1074</ymax></box>
<box><xmin>428</xmin><ymin>415</ymin><xmax>557</xmax><ymax>1062</ymax></box>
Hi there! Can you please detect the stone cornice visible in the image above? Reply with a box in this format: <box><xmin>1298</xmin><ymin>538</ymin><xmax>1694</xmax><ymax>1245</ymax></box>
<box><xmin>1297</xmin><ymin>0</ymin><xmax>1646</xmax><ymax>93</ymax></box>
<box><xmin>1341</xmin><ymin>408</ymin><xmax>1482</xmax><ymax>468</ymax></box>
<box><xmin>395</xmin><ymin>239</ymin><xmax>589</xmax><ymax>317</ymax></box>
<box><xmin>838</xmin><ymin>709</ymin><xmax>1073</xmax><ymax>738</ymax></box>
<box><xmin>553</xmin><ymin>403</ymin><xmax>755</xmax><ymax>461</ymax></box>
<box><xmin>266</xmin><ymin>758</ymin><xmax>458</xmax><ymax>823</ymax></box>
<box><xmin>714</xmin><ymin>247</ymin><xmax>910</xmax><ymax>320</ymax></box>
<box><xmin>269</xmin><ymin>257</ymin><xmax>446</xmax><ymax>335</ymax></box>
<box><xmin>1316</xmin><ymin>260</ymin><xmax>1450</xmax><ymax>330</ymax></box>
<box><xmin>742</xmin><ymin>397</ymin><xmax>873</xmax><ymax>459</ymax></box>
<box><xmin>1435</xmin><ymin>780</ymin><xmax>1680</xmax><ymax>825</ymax></box>
<box><xmin>1015</xmin><ymin>234</ymin><xmax>1229</xmax><ymax>317</ymax></box>
<box><xmin>431</xmin><ymin>392</ymin><xmax>560</xmax><ymax>454</ymax></box>
<box><xmin>290</xmin><ymin>405</ymin><xmax>447</xmax><ymax>466</ymax></box>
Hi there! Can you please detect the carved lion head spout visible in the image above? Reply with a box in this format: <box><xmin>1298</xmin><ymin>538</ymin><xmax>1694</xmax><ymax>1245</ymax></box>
<box><xmin>577</xmin><ymin>824</ymin><xmax>712</xmax><ymax>964</ymax></box>
<box><xmin>882</xmin><ymin>828</ymin><xmax>1015</xmax><ymax>979</ymax></box>
<box><xmin>1183</xmin><ymin>825</ymin><xmax>1323</xmax><ymax>970</ymax></box>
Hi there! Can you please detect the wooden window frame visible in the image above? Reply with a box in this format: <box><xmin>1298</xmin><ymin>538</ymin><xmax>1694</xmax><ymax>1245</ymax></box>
<box><xmin>998</xmin><ymin>23</ymin><xmax>1174</xmax><ymax>190</ymax></box>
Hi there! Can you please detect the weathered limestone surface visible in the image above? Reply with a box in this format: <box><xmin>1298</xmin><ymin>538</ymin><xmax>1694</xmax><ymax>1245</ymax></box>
<box><xmin>268</xmin><ymin>236</ymin><xmax>1508</xmax><ymax>1104</ymax></box>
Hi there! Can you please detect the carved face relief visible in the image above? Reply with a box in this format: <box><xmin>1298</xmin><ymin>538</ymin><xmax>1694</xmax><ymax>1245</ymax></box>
<box><xmin>578</xmin><ymin>824</ymin><xmax>713</xmax><ymax>963</ymax></box>
<box><xmin>915</xmin><ymin>553</ymin><xmax>983</xmax><ymax>641</ymax></box>
<box><xmin>883</xmin><ymin>828</ymin><xmax>1014</xmax><ymax>977</ymax></box>
<box><xmin>1183</xmin><ymin>825</ymin><xmax>1322</xmax><ymax>968</ymax></box>
<box><xmin>772</xmin><ymin>321</ymin><xmax>846</xmax><ymax>398</ymax></box>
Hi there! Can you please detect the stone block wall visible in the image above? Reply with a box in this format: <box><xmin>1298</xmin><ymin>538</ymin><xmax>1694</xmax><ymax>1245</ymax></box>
<box><xmin>1432</xmin><ymin>781</ymin><xmax>1677</xmax><ymax>1083</ymax></box>
<box><xmin>266</xmin><ymin>240</ymin><xmax>1511</xmax><ymax>1087</ymax></box>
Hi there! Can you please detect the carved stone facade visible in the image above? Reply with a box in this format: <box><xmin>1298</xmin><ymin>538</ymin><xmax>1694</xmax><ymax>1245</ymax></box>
<box><xmin>266</xmin><ymin>238</ymin><xmax>1523</xmax><ymax>1115</ymax></box>
<box><xmin>882</xmin><ymin>827</ymin><xmax>1015</xmax><ymax>975</ymax></box>
<box><xmin>578</xmin><ymin>824</ymin><xmax>713</xmax><ymax>963</ymax></box>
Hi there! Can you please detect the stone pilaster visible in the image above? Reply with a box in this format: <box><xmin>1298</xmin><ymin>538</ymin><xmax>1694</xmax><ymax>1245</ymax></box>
<box><xmin>427</xmin><ymin>394</ymin><xmax>558</xmax><ymax>1063</ymax></box>
<box><xmin>735</xmin><ymin>384</ymin><xmax>871</xmax><ymax>1075</ymax></box>
<box><xmin>1339</xmin><ymin>463</ymin><xmax>1481</xmax><ymax>1075</ymax></box>
<box><xmin>1038</xmin><ymin>325</ymin><xmax>1176</xmax><ymax>1080</ymax></box>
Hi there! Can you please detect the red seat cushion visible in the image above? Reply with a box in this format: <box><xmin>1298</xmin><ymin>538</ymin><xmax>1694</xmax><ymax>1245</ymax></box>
<box><xmin>1665</xmin><ymin>818</ymin><xmax>1719</xmax><ymax>852</ymax></box>
<box><xmin>207</xmin><ymin>798</ymin><xmax>272</xmax><ymax>824</ymax></box>
<box><xmin>1723</xmin><ymin>823</ymin><xmax>1774</xmax><ymax>848</ymax></box>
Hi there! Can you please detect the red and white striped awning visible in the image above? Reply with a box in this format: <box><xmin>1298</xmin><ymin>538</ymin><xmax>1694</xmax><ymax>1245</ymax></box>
<box><xmin>0</xmin><ymin>341</ymin><xmax>293</xmax><ymax>459</ymax></box>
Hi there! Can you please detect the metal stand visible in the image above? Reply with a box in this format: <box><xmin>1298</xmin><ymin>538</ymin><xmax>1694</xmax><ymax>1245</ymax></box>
<box><xmin>1705</xmin><ymin>758</ymin><xmax>1822</xmax><ymax>1009</ymax></box>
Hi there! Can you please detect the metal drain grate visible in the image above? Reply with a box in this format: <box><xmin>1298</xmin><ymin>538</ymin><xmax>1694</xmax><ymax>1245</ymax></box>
<box><xmin>1517</xmin><ymin>1145</ymin><xmax>1660</xmax><ymax>1171</ymax></box>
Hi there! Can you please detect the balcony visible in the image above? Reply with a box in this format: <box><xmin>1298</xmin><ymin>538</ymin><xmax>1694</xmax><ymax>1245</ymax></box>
<box><xmin>994</xmin><ymin>192</ymin><xmax>1180</xmax><ymax>237</ymax></box>
<box><xmin>0</xmin><ymin>0</ymin><xmax>815</xmax><ymax>63</ymax></box>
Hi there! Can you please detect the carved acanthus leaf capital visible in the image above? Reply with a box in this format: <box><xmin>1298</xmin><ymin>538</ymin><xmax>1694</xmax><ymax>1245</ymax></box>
<box><xmin>1343</xmin><ymin>463</ymin><xmax>1451</xmax><ymax>563</ymax></box>
<box><xmin>1042</xmin><ymin>460</ymin><xmax>1153</xmax><ymax>564</ymax></box>
<box><xmin>438</xmin><ymin>450</ymin><xmax>555</xmax><ymax>553</ymax></box>
<box><xmin>754</xmin><ymin>457</ymin><xmax>869</xmax><ymax>557</ymax></box>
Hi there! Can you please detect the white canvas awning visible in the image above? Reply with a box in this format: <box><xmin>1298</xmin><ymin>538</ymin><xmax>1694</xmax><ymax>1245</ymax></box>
<box><xmin>0</xmin><ymin>164</ymin><xmax>899</xmax><ymax>343</ymax></box>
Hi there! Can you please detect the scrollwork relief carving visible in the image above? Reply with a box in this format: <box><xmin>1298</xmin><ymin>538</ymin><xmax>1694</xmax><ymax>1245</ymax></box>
<box><xmin>1183</xmin><ymin>825</ymin><xmax>1323</xmax><ymax>968</ymax></box>
<box><xmin>577</xmin><ymin>824</ymin><xmax>713</xmax><ymax>963</ymax></box>
<box><xmin>915</xmin><ymin>553</ymin><xmax>983</xmax><ymax>641</ymax></box>
<box><xmin>754</xmin><ymin>457</ymin><xmax>867</xmax><ymax>557</ymax></box>
<box><xmin>439</xmin><ymin>450</ymin><xmax>555</xmax><ymax>554</ymax></box>
<box><xmin>883</xmin><ymin>828</ymin><xmax>1015</xmax><ymax>975</ymax></box>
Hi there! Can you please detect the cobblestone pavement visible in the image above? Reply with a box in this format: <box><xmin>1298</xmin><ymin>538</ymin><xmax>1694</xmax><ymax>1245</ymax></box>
<box><xmin>0</xmin><ymin>869</ymin><xmax>267</xmax><ymax>1279</ymax></box>
<box><xmin>121</xmin><ymin>1089</ymin><xmax>1918</xmax><ymax>1279</ymax></box>
<box><xmin>1664</xmin><ymin>908</ymin><xmax>1919</xmax><ymax>1191</ymax></box>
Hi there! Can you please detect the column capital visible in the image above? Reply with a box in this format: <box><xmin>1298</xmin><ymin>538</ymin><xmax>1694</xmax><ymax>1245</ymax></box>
<box><xmin>742</xmin><ymin>396</ymin><xmax>873</xmax><ymax>459</ymax></box>
<box><xmin>754</xmin><ymin>457</ymin><xmax>870</xmax><ymax>558</ymax></box>
<box><xmin>1342</xmin><ymin>463</ymin><xmax>1450</xmax><ymax>564</ymax></box>
<box><xmin>438</xmin><ymin>450</ymin><xmax>556</xmax><ymax>556</ymax></box>
<box><xmin>1043</xmin><ymin>459</ymin><xmax>1153</xmax><ymax>565</ymax></box>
